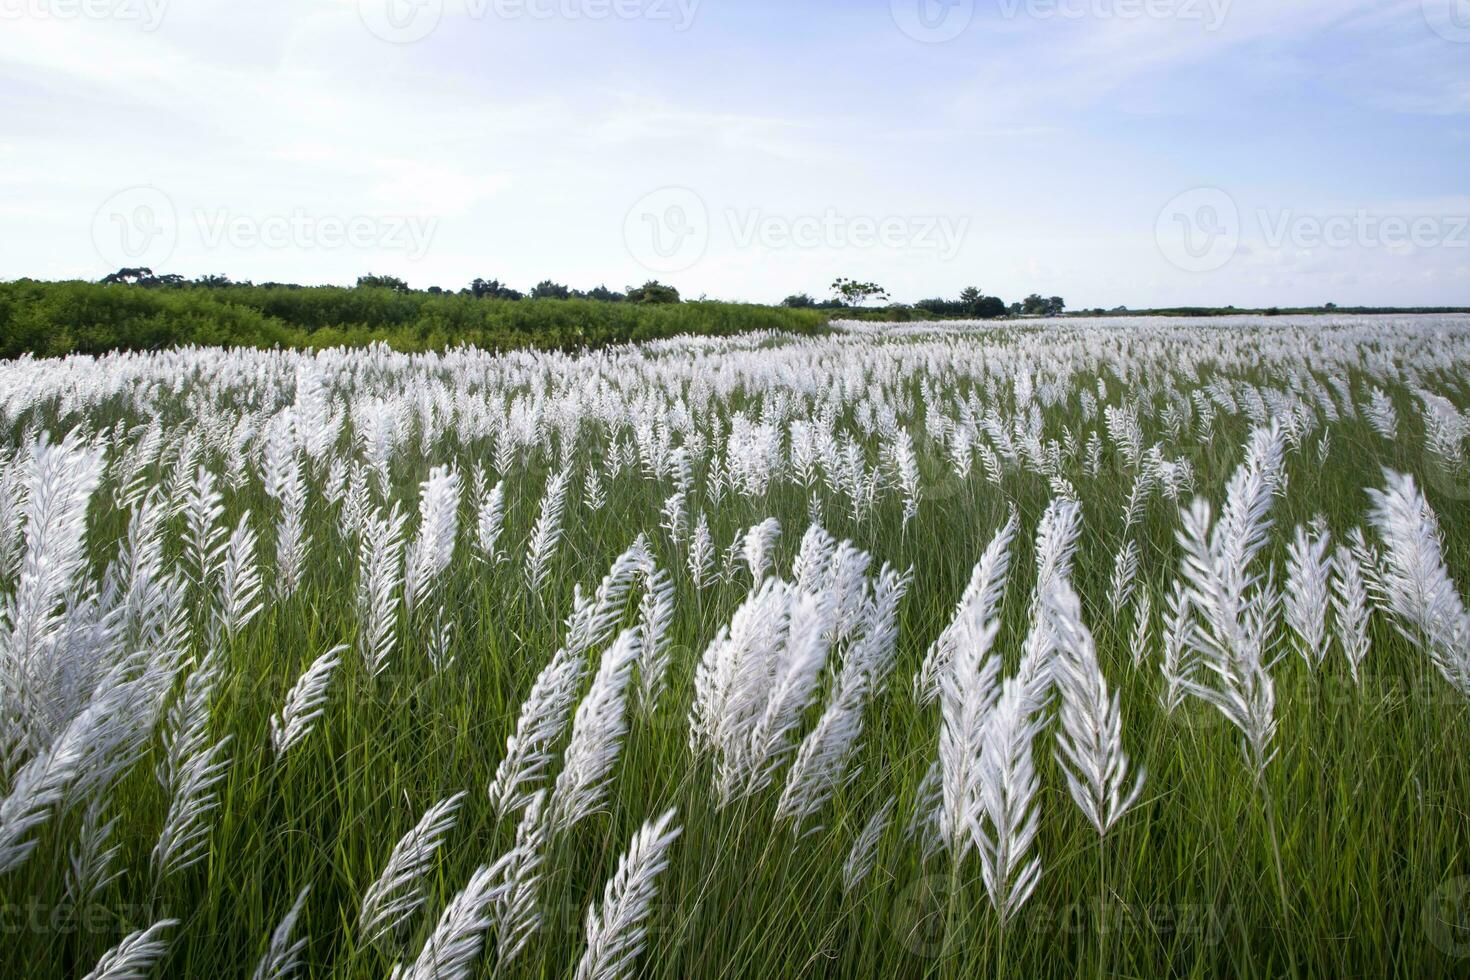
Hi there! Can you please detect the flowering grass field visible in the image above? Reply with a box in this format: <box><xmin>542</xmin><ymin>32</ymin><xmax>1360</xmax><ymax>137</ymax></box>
<box><xmin>2</xmin><ymin>315</ymin><xmax>1470</xmax><ymax>978</ymax></box>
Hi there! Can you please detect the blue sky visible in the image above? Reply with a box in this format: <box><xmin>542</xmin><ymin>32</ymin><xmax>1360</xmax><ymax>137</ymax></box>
<box><xmin>2</xmin><ymin>0</ymin><xmax>1467</xmax><ymax>307</ymax></box>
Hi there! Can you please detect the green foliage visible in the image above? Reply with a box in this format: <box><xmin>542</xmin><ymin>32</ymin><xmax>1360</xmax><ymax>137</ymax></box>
<box><xmin>917</xmin><ymin>287</ymin><xmax>1009</xmax><ymax>319</ymax></box>
<box><xmin>0</xmin><ymin>280</ymin><xmax>829</xmax><ymax>358</ymax></box>
<box><xmin>831</xmin><ymin>277</ymin><xmax>889</xmax><ymax>307</ymax></box>
<box><xmin>626</xmin><ymin>281</ymin><xmax>681</xmax><ymax>305</ymax></box>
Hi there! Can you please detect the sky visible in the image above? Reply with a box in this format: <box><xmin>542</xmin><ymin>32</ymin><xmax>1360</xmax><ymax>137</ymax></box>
<box><xmin>1</xmin><ymin>0</ymin><xmax>1468</xmax><ymax>308</ymax></box>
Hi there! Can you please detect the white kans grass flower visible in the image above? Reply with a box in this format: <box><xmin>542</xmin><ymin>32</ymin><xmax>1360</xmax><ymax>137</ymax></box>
<box><xmin>843</xmin><ymin>795</ymin><xmax>895</xmax><ymax>895</ymax></box>
<box><xmin>359</xmin><ymin>792</ymin><xmax>466</xmax><ymax>945</ymax></box>
<box><xmin>489</xmin><ymin>791</ymin><xmax>549</xmax><ymax>969</ymax></box>
<box><xmin>67</xmin><ymin>797</ymin><xmax>123</xmax><ymax>910</ymax></box>
<box><xmin>1367</xmin><ymin>470</ymin><xmax>1470</xmax><ymax>697</ymax></box>
<box><xmin>914</xmin><ymin>509</ymin><xmax>1018</xmax><ymax>706</ymax></box>
<box><xmin>1175</xmin><ymin>425</ymin><xmax>1286</xmax><ymax>780</ymax></box>
<box><xmin>775</xmin><ymin>669</ymin><xmax>870</xmax><ymax>831</ymax></box>
<box><xmin>1332</xmin><ymin>544</ymin><xmax>1372</xmax><ymax>682</ymax></box>
<box><xmin>81</xmin><ymin>918</ymin><xmax>178</xmax><ymax>980</ymax></box>
<box><xmin>690</xmin><ymin>579</ymin><xmax>833</xmax><ymax>807</ymax></box>
<box><xmin>574</xmin><ymin>808</ymin><xmax>682</xmax><ymax>980</ymax></box>
<box><xmin>1284</xmin><ymin>522</ymin><xmax>1333</xmax><ymax>669</ymax></box>
<box><xmin>0</xmin><ymin>680</ymin><xmax>152</xmax><ymax>875</ymax></box>
<box><xmin>487</xmin><ymin>643</ymin><xmax>584</xmax><ymax>820</ymax></box>
<box><xmin>550</xmin><ymin>629</ymin><xmax>642</xmax><ymax>834</ymax></box>
<box><xmin>356</xmin><ymin>505</ymin><xmax>408</xmax><ymax>677</ymax></box>
<box><xmin>974</xmin><ymin>679</ymin><xmax>1045</xmax><ymax>923</ymax></box>
<box><xmin>262</xmin><ymin>422</ymin><xmax>311</xmax><ymax>601</ymax></box>
<box><xmin>389</xmin><ymin>864</ymin><xmax>503</xmax><ymax>980</ymax></box>
<box><xmin>741</xmin><ymin>517</ymin><xmax>782</xmax><ymax>584</ymax></box>
<box><xmin>213</xmin><ymin>512</ymin><xmax>264</xmax><ymax>643</ymax></box>
<box><xmin>1109</xmin><ymin>539</ymin><xmax>1140</xmax><ymax>616</ymax></box>
<box><xmin>636</xmin><ymin>565</ymin><xmax>676</xmax><ymax>716</ymax></box>
<box><xmin>270</xmin><ymin>646</ymin><xmax>344</xmax><ymax>758</ymax></box>
<box><xmin>474</xmin><ymin>476</ymin><xmax>508</xmax><ymax>564</ymax></box>
<box><xmin>688</xmin><ymin>512</ymin><xmax>715</xmax><ymax>590</ymax></box>
<box><xmin>1044</xmin><ymin>578</ymin><xmax>1145</xmax><ymax>837</ymax></box>
<box><xmin>252</xmin><ymin>886</ymin><xmax>311</xmax><ymax>980</ymax></box>
<box><xmin>404</xmin><ymin>465</ymin><xmax>461</xmax><ymax>615</ymax></box>
<box><xmin>526</xmin><ymin>468</ymin><xmax>571</xmax><ymax>592</ymax></box>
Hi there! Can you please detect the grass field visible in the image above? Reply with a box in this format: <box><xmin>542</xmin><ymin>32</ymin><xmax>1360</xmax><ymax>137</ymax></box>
<box><xmin>2</xmin><ymin>314</ymin><xmax>1469</xmax><ymax>979</ymax></box>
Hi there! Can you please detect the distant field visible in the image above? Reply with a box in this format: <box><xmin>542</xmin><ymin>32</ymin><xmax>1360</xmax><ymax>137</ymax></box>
<box><xmin>2</xmin><ymin>316</ymin><xmax>1469</xmax><ymax>978</ymax></box>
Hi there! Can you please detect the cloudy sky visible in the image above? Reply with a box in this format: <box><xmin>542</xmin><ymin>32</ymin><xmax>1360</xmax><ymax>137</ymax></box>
<box><xmin>2</xmin><ymin>0</ymin><xmax>1467</xmax><ymax>307</ymax></box>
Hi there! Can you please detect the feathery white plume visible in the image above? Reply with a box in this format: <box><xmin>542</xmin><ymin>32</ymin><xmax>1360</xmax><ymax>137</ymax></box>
<box><xmin>550</xmin><ymin>629</ymin><xmax>642</xmax><ymax>833</ymax></box>
<box><xmin>81</xmin><ymin>919</ymin><xmax>178</xmax><ymax>980</ymax></box>
<box><xmin>359</xmin><ymin>792</ymin><xmax>466</xmax><ymax>944</ymax></box>
<box><xmin>526</xmin><ymin>468</ymin><xmax>571</xmax><ymax>592</ymax></box>
<box><xmin>270</xmin><ymin>646</ymin><xmax>344</xmax><ymax>758</ymax></box>
<box><xmin>252</xmin><ymin>886</ymin><xmax>311</xmax><ymax>980</ymax></box>
<box><xmin>1045</xmin><ymin>578</ymin><xmax>1146</xmax><ymax>836</ymax></box>
<box><xmin>1332</xmin><ymin>544</ymin><xmax>1371</xmax><ymax>682</ymax></box>
<box><xmin>1284</xmin><ymin>522</ymin><xmax>1333</xmax><ymax>668</ymax></box>
<box><xmin>573</xmin><ymin>808</ymin><xmax>682</xmax><ymax>980</ymax></box>
<box><xmin>489</xmin><ymin>791</ymin><xmax>549</xmax><ymax>969</ymax></box>
<box><xmin>842</xmin><ymin>796</ymin><xmax>894</xmax><ymax>895</ymax></box>
<box><xmin>389</xmin><ymin>865</ymin><xmax>503</xmax><ymax>980</ymax></box>
<box><xmin>914</xmin><ymin>510</ymin><xmax>1017</xmax><ymax>705</ymax></box>
<box><xmin>1366</xmin><ymin>470</ymin><xmax>1470</xmax><ymax>696</ymax></box>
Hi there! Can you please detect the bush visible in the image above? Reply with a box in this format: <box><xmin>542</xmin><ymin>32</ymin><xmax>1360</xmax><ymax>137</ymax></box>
<box><xmin>0</xmin><ymin>280</ymin><xmax>831</xmax><ymax>358</ymax></box>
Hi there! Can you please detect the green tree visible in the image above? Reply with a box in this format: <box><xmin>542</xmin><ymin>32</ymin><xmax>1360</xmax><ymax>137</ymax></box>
<box><xmin>469</xmin><ymin>278</ymin><xmax>523</xmax><ymax>300</ymax></box>
<box><xmin>831</xmin><ymin>277</ymin><xmax>889</xmax><ymax>307</ymax></box>
<box><xmin>356</xmin><ymin>274</ymin><xmax>410</xmax><ymax>293</ymax></box>
<box><xmin>627</xmin><ymin>281</ymin><xmax>680</xmax><ymax>304</ymax></box>
<box><xmin>530</xmin><ymin>280</ymin><xmax>571</xmax><ymax>300</ymax></box>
